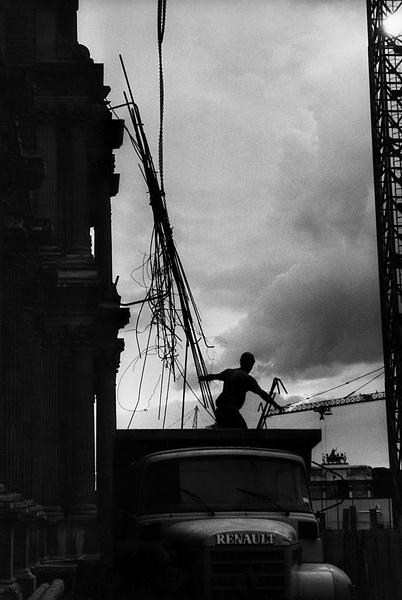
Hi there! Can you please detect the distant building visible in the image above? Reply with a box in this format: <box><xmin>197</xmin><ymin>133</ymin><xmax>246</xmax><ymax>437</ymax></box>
<box><xmin>310</xmin><ymin>451</ymin><xmax>393</xmax><ymax>529</ymax></box>
<box><xmin>311</xmin><ymin>463</ymin><xmax>374</xmax><ymax>500</ymax></box>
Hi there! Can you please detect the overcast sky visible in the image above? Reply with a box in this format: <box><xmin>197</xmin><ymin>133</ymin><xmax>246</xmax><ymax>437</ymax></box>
<box><xmin>78</xmin><ymin>0</ymin><xmax>388</xmax><ymax>466</ymax></box>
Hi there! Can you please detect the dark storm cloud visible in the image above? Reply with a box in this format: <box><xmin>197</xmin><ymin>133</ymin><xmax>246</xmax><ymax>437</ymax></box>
<box><xmin>221</xmin><ymin>247</ymin><xmax>382</xmax><ymax>379</ymax></box>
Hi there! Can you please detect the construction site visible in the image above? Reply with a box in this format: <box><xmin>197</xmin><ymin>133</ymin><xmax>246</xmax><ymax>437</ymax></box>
<box><xmin>1</xmin><ymin>0</ymin><xmax>402</xmax><ymax>599</ymax></box>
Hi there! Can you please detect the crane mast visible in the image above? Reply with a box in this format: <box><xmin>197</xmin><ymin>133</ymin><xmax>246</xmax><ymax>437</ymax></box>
<box><xmin>367</xmin><ymin>0</ymin><xmax>402</xmax><ymax>521</ymax></box>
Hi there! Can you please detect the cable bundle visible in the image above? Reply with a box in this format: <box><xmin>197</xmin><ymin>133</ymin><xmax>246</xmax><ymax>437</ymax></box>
<box><xmin>118</xmin><ymin>55</ymin><xmax>216</xmax><ymax>426</ymax></box>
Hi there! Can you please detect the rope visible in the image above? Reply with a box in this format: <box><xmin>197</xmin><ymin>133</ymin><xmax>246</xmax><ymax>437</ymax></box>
<box><xmin>157</xmin><ymin>0</ymin><xmax>167</xmax><ymax>195</ymax></box>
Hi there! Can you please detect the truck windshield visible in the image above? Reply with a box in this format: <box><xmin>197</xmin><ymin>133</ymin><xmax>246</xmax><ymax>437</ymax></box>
<box><xmin>138</xmin><ymin>455</ymin><xmax>311</xmax><ymax>515</ymax></box>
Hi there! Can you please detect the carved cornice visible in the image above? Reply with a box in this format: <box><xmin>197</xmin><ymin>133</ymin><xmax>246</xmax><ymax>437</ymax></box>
<box><xmin>95</xmin><ymin>338</ymin><xmax>126</xmax><ymax>372</ymax></box>
<box><xmin>57</xmin><ymin>41</ymin><xmax>92</xmax><ymax>63</ymax></box>
<box><xmin>32</xmin><ymin>62</ymin><xmax>107</xmax><ymax>105</ymax></box>
<box><xmin>96</xmin><ymin>303</ymin><xmax>130</xmax><ymax>333</ymax></box>
<box><xmin>35</xmin><ymin>322</ymin><xmax>97</xmax><ymax>350</ymax></box>
<box><xmin>102</xmin><ymin>119</ymin><xmax>124</xmax><ymax>150</ymax></box>
<box><xmin>36</xmin><ymin>319</ymin><xmax>127</xmax><ymax>375</ymax></box>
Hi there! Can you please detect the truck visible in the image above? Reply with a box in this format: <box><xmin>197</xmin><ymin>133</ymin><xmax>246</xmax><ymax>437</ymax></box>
<box><xmin>113</xmin><ymin>428</ymin><xmax>354</xmax><ymax>600</ymax></box>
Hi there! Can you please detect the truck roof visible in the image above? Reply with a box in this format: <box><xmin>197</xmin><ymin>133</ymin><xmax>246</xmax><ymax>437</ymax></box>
<box><xmin>114</xmin><ymin>428</ymin><xmax>321</xmax><ymax>473</ymax></box>
<box><xmin>136</xmin><ymin>446</ymin><xmax>306</xmax><ymax>466</ymax></box>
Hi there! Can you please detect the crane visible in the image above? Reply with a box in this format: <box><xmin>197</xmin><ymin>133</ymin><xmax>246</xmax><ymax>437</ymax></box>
<box><xmin>367</xmin><ymin>0</ymin><xmax>402</xmax><ymax>523</ymax></box>
<box><xmin>257</xmin><ymin>390</ymin><xmax>386</xmax><ymax>426</ymax></box>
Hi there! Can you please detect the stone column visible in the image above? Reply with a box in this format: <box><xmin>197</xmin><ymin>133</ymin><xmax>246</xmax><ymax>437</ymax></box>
<box><xmin>36</xmin><ymin>119</ymin><xmax>58</xmax><ymax>233</ymax></box>
<box><xmin>0</xmin><ymin>520</ymin><xmax>18</xmax><ymax>599</ymax></box>
<box><xmin>0</xmin><ymin>490</ymin><xmax>21</xmax><ymax>600</ymax></box>
<box><xmin>70</xmin><ymin>123</ymin><xmax>91</xmax><ymax>256</ymax></box>
<box><xmin>0</xmin><ymin>186</ymin><xmax>5</xmax><ymax>489</ymax></box>
<box><xmin>1</xmin><ymin>228</ymin><xmax>27</xmax><ymax>494</ymax></box>
<box><xmin>13</xmin><ymin>519</ymin><xmax>35</xmax><ymax>599</ymax></box>
<box><xmin>33</xmin><ymin>335</ymin><xmax>63</xmax><ymax>513</ymax></box>
<box><xmin>20</xmin><ymin>306</ymin><xmax>35</xmax><ymax>501</ymax></box>
<box><xmin>70</xmin><ymin>338</ymin><xmax>96</xmax><ymax>516</ymax></box>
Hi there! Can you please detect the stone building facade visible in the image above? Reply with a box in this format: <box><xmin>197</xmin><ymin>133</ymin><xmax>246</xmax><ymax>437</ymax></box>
<box><xmin>310</xmin><ymin>464</ymin><xmax>374</xmax><ymax>500</ymax></box>
<box><xmin>0</xmin><ymin>0</ymin><xmax>129</xmax><ymax>581</ymax></box>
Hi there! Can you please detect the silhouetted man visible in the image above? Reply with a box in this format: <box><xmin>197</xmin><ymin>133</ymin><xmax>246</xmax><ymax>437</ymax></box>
<box><xmin>199</xmin><ymin>352</ymin><xmax>283</xmax><ymax>428</ymax></box>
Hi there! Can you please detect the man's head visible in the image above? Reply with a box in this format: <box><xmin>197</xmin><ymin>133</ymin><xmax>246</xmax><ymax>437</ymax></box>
<box><xmin>240</xmin><ymin>352</ymin><xmax>255</xmax><ymax>373</ymax></box>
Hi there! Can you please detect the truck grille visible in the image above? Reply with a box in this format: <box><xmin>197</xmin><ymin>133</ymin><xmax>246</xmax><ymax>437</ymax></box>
<box><xmin>209</xmin><ymin>547</ymin><xmax>286</xmax><ymax>600</ymax></box>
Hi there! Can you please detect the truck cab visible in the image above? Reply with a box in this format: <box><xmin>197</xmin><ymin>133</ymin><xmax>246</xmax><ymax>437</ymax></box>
<box><xmin>114</xmin><ymin>431</ymin><xmax>354</xmax><ymax>600</ymax></box>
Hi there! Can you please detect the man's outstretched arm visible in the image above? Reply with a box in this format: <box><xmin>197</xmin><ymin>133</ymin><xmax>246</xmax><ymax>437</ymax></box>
<box><xmin>199</xmin><ymin>373</ymin><xmax>222</xmax><ymax>382</ymax></box>
<box><xmin>250</xmin><ymin>383</ymin><xmax>284</xmax><ymax>412</ymax></box>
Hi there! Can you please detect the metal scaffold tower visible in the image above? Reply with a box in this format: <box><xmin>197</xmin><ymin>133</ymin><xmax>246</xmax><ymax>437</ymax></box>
<box><xmin>367</xmin><ymin>0</ymin><xmax>402</xmax><ymax>520</ymax></box>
